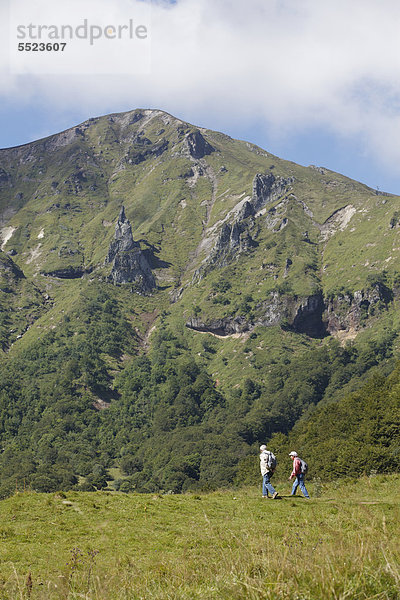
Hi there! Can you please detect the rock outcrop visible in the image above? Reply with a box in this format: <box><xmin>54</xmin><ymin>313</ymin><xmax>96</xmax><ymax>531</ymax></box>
<box><xmin>186</xmin><ymin>283</ymin><xmax>393</xmax><ymax>340</ymax></box>
<box><xmin>105</xmin><ymin>207</ymin><xmax>156</xmax><ymax>294</ymax></box>
<box><xmin>324</xmin><ymin>284</ymin><xmax>392</xmax><ymax>334</ymax></box>
<box><xmin>197</xmin><ymin>173</ymin><xmax>293</xmax><ymax>276</ymax></box>
<box><xmin>186</xmin><ymin>315</ymin><xmax>250</xmax><ymax>336</ymax></box>
<box><xmin>292</xmin><ymin>293</ymin><xmax>325</xmax><ymax>337</ymax></box>
<box><xmin>125</xmin><ymin>135</ymin><xmax>169</xmax><ymax>165</ymax></box>
<box><xmin>42</xmin><ymin>267</ymin><xmax>88</xmax><ymax>279</ymax></box>
<box><xmin>0</xmin><ymin>251</ymin><xmax>25</xmax><ymax>282</ymax></box>
<box><xmin>251</xmin><ymin>173</ymin><xmax>292</xmax><ymax>213</ymax></box>
<box><xmin>185</xmin><ymin>130</ymin><xmax>215</xmax><ymax>159</ymax></box>
<box><xmin>186</xmin><ymin>292</ymin><xmax>325</xmax><ymax>338</ymax></box>
<box><xmin>210</xmin><ymin>220</ymin><xmax>257</xmax><ymax>268</ymax></box>
<box><xmin>106</xmin><ymin>206</ymin><xmax>139</xmax><ymax>259</ymax></box>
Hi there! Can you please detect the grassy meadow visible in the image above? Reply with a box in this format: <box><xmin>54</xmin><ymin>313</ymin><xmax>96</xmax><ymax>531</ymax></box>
<box><xmin>0</xmin><ymin>475</ymin><xmax>399</xmax><ymax>599</ymax></box>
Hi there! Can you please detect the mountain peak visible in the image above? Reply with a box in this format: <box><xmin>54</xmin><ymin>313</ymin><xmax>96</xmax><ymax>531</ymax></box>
<box><xmin>118</xmin><ymin>205</ymin><xmax>127</xmax><ymax>223</ymax></box>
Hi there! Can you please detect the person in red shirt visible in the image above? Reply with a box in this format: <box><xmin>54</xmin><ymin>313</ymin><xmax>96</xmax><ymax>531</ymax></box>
<box><xmin>289</xmin><ymin>451</ymin><xmax>310</xmax><ymax>499</ymax></box>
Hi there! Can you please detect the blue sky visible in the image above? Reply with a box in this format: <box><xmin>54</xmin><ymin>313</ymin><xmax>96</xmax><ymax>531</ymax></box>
<box><xmin>2</xmin><ymin>0</ymin><xmax>400</xmax><ymax>194</ymax></box>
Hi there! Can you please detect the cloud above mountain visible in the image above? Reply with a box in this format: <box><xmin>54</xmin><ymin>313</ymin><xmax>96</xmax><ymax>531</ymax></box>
<box><xmin>2</xmin><ymin>0</ymin><xmax>400</xmax><ymax>174</ymax></box>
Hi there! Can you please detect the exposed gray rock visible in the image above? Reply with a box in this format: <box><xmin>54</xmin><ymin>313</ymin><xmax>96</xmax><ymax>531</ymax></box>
<box><xmin>255</xmin><ymin>292</ymin><xmax>325</xmax><ymax>337</ymax></box>
<box><xmin>196</xmin><ymin>173</ymin><xmax>293</xmax><ymax>277</ymax></box>
<box><xmin>324</xmin><ymin>284</ymin><xmax>392</xmax><ymax>333</ymax></box>
<box><xmin>254</xmin><ymin>292</ymin><xmax>288</xmax><ymax>328</ymax></box>
<box><xmin>277</xmin><ymin>218</ymin><xmax>288</xmax><ymax>231</ymax></box>
<box><xmin>252</xmin><ymin>173</ymin><xmax>275</xmax><ymax>211</ymax></box>
<box><xmin>254</xmin><ymin>173</ymin><xmax>293</xmax><ymax>211</ymax></box>
<box><xmin>42</xmin><ymin>267</ymin><xmax>88</xmax><ymax>279</ymax></box>
<box><xmin>169</xmin><ymin>287</ymin><xmax>184</xmax><ymax>303</ymax></box>
<box><xmin>309</xmin><ymin>165</ymin><xmax>326</xmax><ymax>174</ymax></box>
<box><xmin>389</xmin><ymin>212</ymin><xmax>400</xmax><ymax>229</ymax></box>
<box><xmin>106</xmin><ymin>206</ymin><xmax>139</xmax><ymax>261</ymax></box>
<box><xmin>283</xmin><ymin>258</ymin><xmax>292</xmax><ymax>277</ymax></box>
<box><xmin>265</xmin><ymin>203</ymin><xmax>287</xmax><ymax>231</ymax></box>
<box><xmin>186</xmin><ymin>316</ymin><xmax>249</xmax><ymax>336</ymax></box>
<box><xmin>129</xmin><ymin>112</ymin><xmax>144</xmax><ymax>125</ymax></box>
<box><xmin>292</xmin><ymin>293</ymin><xmax>325</xmax><ymax>337</ymax></box>
<box><xmin>205</xmin><ymin>218</ymin><xmax>257</xmax><ymax>272</ymax></box>
<box><xmin>109</xmin><ymin>252</ymin><xmax>154</xmax><ymax>290</ymax></box>
<box><xmin>105</xmin><ymin>206</ymin><xmax>156</xmax><ymax>294</ymax></box>
<box><xmin>186</xmin><ymin>292</ymin><xmax>325</xmax><ymax>338</ymax></box>
<box><xmin>0</xmin><ymin>252</ymin><xmax>25</xmax><ymax>280</ymax></box>
<box><xmin>186</xmin><ymin>281</ymin><xmax>393</xmax><ymax>339</ymax></box>
<box><xmin>185</xmin><ymin>130</ymin><xmax>215</xmax><ymax>159</ymax></box>
<box><xmin>125</xmin><ymin>137</ymin><xmax>169</xmax><ymax>165</ymax></box>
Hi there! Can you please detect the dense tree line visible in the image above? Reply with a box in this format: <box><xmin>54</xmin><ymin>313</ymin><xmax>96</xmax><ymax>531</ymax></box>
<box><xmin>269</xmin><ymin>366</ymin><xmax>400</xmax><ymax>480</ymax></box>
<box><xmin>0</xmin><ymin>286</ymin><xmax>399</xmax><ymax>497</ymax></box>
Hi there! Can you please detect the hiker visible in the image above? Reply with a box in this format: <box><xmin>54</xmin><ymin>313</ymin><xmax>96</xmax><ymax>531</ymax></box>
<box><xmin>289</xmin><ymin>451</ymin><xmax>310</xmax><ymax>499</ymax></box>
<box><xmin>260</xmin><ymin>445</ymin><xmax>278</xmax><ymax>499</ymax></box>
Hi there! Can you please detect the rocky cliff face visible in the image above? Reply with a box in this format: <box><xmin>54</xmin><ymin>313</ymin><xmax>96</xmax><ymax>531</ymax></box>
<box><xmin>124</xmin><ymin>133</ymin><xmax>169</xmax><ymax>165</ymax></box>
<box><xmin>324</xmin><ymin>284</ymin><xmax>393</xmax><ymax>334</ymax></box>
<box><xmin>185</xmin><ymin>130</ymin><xmax>215</xmax><ymax>159</ymax></box>
<box><xmin>0</xmin><ymin>250</ymin><xmax>25</xmax><ymax>293</ymax></box>
<box><xmin>105</xmin><ymin>207</ymin><xmax>156</xmax><ymax>294</ymax></box>
<box><xmin>185</xmin><ymin>315</ymin><xmax>249</xmax><ymax>336</ymax></box>
<box><xmin>292</xmin><ymin>294</ymin><xmax>326</xmax><ymax>337</ymax></box>
<box><xmin>106</xmin><ymin>206</ymin><xmax>140</xmax><ymax>260</ymax></box>
<box><xmin>186</xmin><ymin>284</ymin><xmax>393</xmax><ymax>339</ymax></box>
<box><xmin>196</xmin><ymin>173</ymin><xmax>294</xmax><ymax>278</ymax></box>
<box><xmin>0</xmin><ymin>251</ymin><xmax>25</xmax><ymax>282</ymax></box>
<box><xmin>251</xmin><ymin>173</ymin><xmax>293</xmax><ymax>214</ymax></box>
<box><xmin>186</xmin><ymin>291</ymin><xmax>325</xmax><ymax>338</ymax></box>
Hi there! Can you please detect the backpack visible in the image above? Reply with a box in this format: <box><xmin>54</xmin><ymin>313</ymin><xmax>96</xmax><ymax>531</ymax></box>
<box><xmin>299</xmin><ymin>458</ymin><xmax>308</xmax><ymax>475</ymax></box>
<box><xmin>267</xmin><ymin>451</ymin><xmax>277</xmax><ymax>471</ymax></box>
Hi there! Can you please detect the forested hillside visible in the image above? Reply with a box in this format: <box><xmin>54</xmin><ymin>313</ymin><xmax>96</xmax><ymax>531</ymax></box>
<box><xmin>0</xmin><ymin>109</ymin><xmax>399</xmax><ymax>496</ymax></box>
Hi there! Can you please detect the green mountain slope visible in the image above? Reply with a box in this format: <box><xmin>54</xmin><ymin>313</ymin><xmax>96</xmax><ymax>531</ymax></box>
<box><xmin>0</xmin><ymin>108</ymin><xmax>399</xmax><ymax>495</ymax></box>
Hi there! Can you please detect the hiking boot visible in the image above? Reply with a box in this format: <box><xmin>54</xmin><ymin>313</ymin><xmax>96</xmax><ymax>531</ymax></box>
<box><xmin>272</xmin><ymin>491</ymin><xmax>278</xmax><ymax>499</ymax></box>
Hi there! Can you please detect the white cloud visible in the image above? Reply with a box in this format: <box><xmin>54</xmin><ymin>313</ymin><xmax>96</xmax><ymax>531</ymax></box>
<box><xmin>2</xmin><ymin>0</ymin><xmax>400</xmax><ymax>171</ymax></box>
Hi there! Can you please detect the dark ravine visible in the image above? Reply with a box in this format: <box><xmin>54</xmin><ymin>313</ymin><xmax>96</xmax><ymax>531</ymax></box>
<box><xmin>292</xmin><ymin>293</ymin><xmax>325</xmax><ymax>337</ymax></box>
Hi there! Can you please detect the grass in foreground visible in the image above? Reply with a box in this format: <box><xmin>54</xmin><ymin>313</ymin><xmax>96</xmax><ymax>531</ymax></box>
<box><xmin>0</xmin><ymin>475</ymin><xmax>399</xmax><ymax>599</ymax></box>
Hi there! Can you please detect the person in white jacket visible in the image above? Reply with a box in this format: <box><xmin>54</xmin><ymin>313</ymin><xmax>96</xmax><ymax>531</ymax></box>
<box><xmin>260</xmin><ymin>445</ymin><xmax>278</xmax><ymax>499</ymax></box>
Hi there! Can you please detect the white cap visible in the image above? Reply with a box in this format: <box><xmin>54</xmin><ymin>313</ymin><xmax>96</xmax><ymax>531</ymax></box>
<box><xmin>260</xmin><ymin>444</ymin><xmax>267</xmax><ymax>451</ymax></box>
<box><xmin>289</xmin><ymin>451</ymin><xmax>298</xmax><ymax>457</ymax></box>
